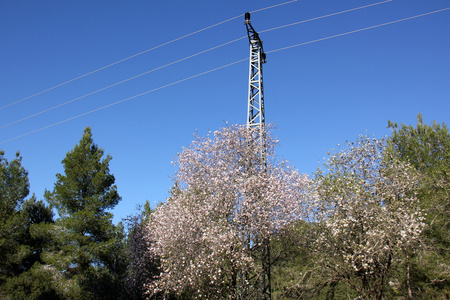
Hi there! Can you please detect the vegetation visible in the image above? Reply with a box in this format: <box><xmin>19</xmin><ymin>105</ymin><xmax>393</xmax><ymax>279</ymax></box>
<box><xmin>0</xmin><ymin>116</ymin><xmax>448</xmax><ymax>299</ymax></box>
<box><xmin>42</xmin><ymin>127</ymin><xmax>128</xmax><ymax>299</ymax></box>
<box><xmin>144</xmin><ymin>125</ymin><xmax>309</xmax><ymax>299</ymax></box>
<box><xmin>124</xmin><ymin>201</ymin><xmax>161</xmax><ymax>300</ymax></box>
<box><xmin>311</xmin><ymin>136</ymin><xmax>424</xmax><ymax>300</ymax></box>
<box><xmin>0</xmin><ymin>151</ymin><xmax>56</xmax><ymax>299</ymax></box>
<box><xmin>387</xmin><ymin>114</ymin><xmax>450</xmax><ymax>298</ymax></box>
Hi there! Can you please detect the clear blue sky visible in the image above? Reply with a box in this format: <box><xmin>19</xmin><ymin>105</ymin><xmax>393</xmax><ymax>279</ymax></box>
<box><xmin>1</xmin><ymin>0</ymin><xmax>449</xmax><ymax>224</ymax></box>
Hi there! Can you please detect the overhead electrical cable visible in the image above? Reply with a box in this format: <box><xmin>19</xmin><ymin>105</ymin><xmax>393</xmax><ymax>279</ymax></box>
<box><xmin>0</xmin><ymin>59</ymin><xmax>248</xmax><ymax>144</ymax></box>
<box><xmin>1</xmin><ymin>0</ymin><xmax>390</xmax><ymax>129</ymax></box>
<box><xmin>260</xmin><ymin>0</ymin><xmax>391</xmax><ymax>34</ymax></box>
<box><xmin>1</xmin><ymin>6</ymin><xmax>448</xmax><ymax>144</ymax></box>
<box><xmin>0</xmin><ymin>0</ymin><xmax>298</xmax><ymax>112</ymax></box>
<box><xmin>267</xmin><ymin>6</ymin><xmax>450</xmax><ymax>54</ymax></box>
<box><xmin>0</xmin><ymin>36</ymin><xmax>246</xmax><ymax>129</ymax></box>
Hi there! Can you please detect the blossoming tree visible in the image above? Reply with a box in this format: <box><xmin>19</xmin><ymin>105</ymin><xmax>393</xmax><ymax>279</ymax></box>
<box><xmin>145</xmin><ymin>125</ymin><xmax>309</xmax><ymax>299</ymax></box>
<box><xmin>313</xmin><ymin>136</ymin><xmax>425</xmax><ymax>300</ymax></box>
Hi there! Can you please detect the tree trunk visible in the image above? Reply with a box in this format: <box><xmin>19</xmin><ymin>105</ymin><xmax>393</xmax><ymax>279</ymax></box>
<box><xmin>406</xmin><ymin>253</ymin><xmax>413</xmax><ymax>300</ymax></box>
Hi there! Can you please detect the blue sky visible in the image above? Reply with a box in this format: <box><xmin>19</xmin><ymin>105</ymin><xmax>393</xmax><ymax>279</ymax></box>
<box><xmin>1</xmin><ymin>0</ymin><xmax>449</xmax><ymax>224</ymax></box>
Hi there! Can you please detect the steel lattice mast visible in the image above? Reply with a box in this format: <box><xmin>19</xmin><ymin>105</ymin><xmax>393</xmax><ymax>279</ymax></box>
<box><xmin>244</xmin><ymin>12</ymin><xmax>271</xmax><ymax>300</ymax></box>
<box><xmin>245</xmin><ymin>12</ymin><xmax>266</xmax><ymax>134</ymax></box>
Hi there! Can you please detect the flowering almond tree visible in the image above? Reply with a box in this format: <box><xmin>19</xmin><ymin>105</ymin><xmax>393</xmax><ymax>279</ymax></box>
<box><xmin>313</xmin><ymin>136</ymin><xmax>425</xmax><ymax>300</ymax></box>
<box><xmin>145</xmin><ymin>125</ymin><xmax>309</xmax><ymax>299</ymax></box>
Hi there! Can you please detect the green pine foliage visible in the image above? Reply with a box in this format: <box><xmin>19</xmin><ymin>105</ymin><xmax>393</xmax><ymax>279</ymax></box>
<box><xmin>0</xmin><ymin>151</ymin><xmax>30</xmax><ymax>286</ymax></box>
<box><xmin>0</xmin><ymin>152</ymin><xmax>56</xmax><ymax>299</ymax></box>
<box><xmin>43</xmin><ymin>127</ymin><xmax>128</xmax><ymax>299</ymax></box>
<box><xmin>0</xmin><ymin>200</ymin><xmax>58</xmax><ymax>300</ymax></box>
<box><xmin>0</xmin><ymin>151</ymin><xmax>29</xmax><ymax>216</ymax></box>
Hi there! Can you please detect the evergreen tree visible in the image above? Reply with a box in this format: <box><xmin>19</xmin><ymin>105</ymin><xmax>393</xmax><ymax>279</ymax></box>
<box><xmin>1</xmin><ymin>196</ymin><xmax>57</xmax><ymax>300</ymax></box>
<box><xmin>0</xmin><ymin>150</ymin><xmax>30</xmax><ymax>291</ymax></box>
<box><xmin>0</xmin><ymin>151</ymin><xmax>29</xmax><ymax>216</ymax></box>
<box><xmin>0</xmin><ymin>151</ymin><xmax>57</xmax><ymax>299</ymax></box>
<box><xmin>0</xmin><ymin>151</ymin><xmax>29</xmax><ymax>296</ymax></box>
<box><xmin>44</xmin><ymin>127</ymin><xmax>127</xmax><ymax>299</ymax></box>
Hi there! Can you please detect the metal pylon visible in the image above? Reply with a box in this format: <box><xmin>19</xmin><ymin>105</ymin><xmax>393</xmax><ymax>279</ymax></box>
<box><xmin>245</xmin><ymin>12</ymin><xmax>266</xmax><ymax>134</ymax></box>
<box><xmin>244</xmin><ymin>12</ymin><xmax>271</xmax><ymax>300</ymax></box>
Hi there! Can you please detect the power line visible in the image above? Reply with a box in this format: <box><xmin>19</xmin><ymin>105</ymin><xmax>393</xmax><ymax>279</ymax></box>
<box><xmin>260</xmin><ymin>0</ymin><xmax>391</xmax><ymax>34</ymax></box>
<box><xmin>1</xmin><ymin>0</ymin><xmax>390</xmax><ymax>129</ymax></box>
<box><xmin>267</xmin><ymin>6</ymin><xmax>450</xmax><ymax>54</ymax></box>
<box><xmin>1</xmin><ymin>6</ymin><xmax>448</xmax><ymax>144</ymax></box>
<box><xmin>0</xmin><ymin>36</ymin><xmax>246</xmax><ymax>129</ymax></box>
<box><xmin>251</xmin><ymin>0</ymin><xmax>298</xmax><ymax>14</ymax></box>
<box><xmin>0</xmin><ymin>0</ymin><xmax>298</xmax><ymax>112</ymax></box>
<box><xmin>0</xmin><ymin>59</ymin><xmax>247</xmax><ymax>144</ymax></box>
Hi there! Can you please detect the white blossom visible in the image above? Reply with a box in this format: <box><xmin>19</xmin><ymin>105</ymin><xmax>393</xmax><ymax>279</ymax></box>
<box><xmin>144</xmin><ymin>125</ymin><xmax>309</xmax><ymax>298</ymax></box>
<box><xmin>313</xmin><ymin>136</ymin><xmax>425</xmax><ymax>299</ymax></box>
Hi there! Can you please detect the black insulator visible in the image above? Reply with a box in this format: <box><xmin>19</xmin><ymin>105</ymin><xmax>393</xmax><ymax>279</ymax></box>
<box><xmin>245</xmin><ymin>12</ymin><xmax>251</xmax><ymax>21</ymax></box>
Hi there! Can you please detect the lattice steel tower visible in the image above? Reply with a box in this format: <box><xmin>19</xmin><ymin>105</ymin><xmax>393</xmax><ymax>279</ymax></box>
<box><xmin>245</xmin><ymin>12</ymin><xmax>271</xmax><ymax>300</ymax></box>
<box><xmin>245</xmin><ymin>12</ymin><xmax>266</xmax><ymax>133</ymax></box>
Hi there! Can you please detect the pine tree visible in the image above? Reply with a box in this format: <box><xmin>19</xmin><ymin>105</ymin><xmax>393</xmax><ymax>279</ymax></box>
<box><xmin>0</xmin><ymin>151</ymin><xmax>57</xmax><ymax>299</ymax></box>
<box><xmin>1</xmin><ymin>196</ymin><xmax>57</xmax><ymax>300</ymax></box>
<box><xmin>44</xmin><ymin>127</ymin><xmax>127</xmax><ymax>299</ymax></box>
<box><xmin>0</xmin><ymin>150</ymin><xmax>29</xmax><ymax>223</ymax></box>
<box><xmin>0</xmin><ymin>150</ymin><xmax>30</xmax><ymax>289</ymax></box>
